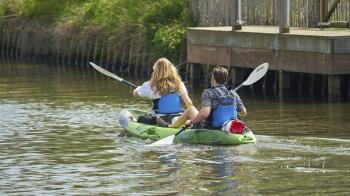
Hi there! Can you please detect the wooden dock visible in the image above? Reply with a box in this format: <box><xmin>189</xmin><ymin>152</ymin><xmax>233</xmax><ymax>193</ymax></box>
<box><xmin>187</xmin><ymin>26</ymin><xmax>350</xmax><ymax>101</ymax></box>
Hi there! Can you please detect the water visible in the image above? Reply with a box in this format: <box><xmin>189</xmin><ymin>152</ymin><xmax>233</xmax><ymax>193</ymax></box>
<box><xmin>1</xmin><ymin>61</ymin><xmax>350</xmax><ymax>195</ymax></box>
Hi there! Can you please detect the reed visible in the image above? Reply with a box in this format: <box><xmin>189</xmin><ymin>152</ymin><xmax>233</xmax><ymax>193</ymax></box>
<box><xmin>0</xmin><ymin>0</ymin><xmax>193</xmax><ymax>63</ymax></box>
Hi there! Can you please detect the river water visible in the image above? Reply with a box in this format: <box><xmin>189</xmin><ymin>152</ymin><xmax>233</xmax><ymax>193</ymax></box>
<box><xmin>1</xmin><ymin>61</ymin><xmax>350</xmax><ymax>195</ymax></box>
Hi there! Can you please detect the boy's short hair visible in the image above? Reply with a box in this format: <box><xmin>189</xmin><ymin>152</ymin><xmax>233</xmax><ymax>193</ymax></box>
<box><xmin>212</xmin><ymin>66</ymin><xmax>228</xmax><ymax>84</ymax></box>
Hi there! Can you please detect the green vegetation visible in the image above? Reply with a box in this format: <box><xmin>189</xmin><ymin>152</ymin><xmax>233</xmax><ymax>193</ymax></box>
<box><xmin>0</xmin><ymin>0</ymin><xmax>194</xmax><ymax>62</ymax></box>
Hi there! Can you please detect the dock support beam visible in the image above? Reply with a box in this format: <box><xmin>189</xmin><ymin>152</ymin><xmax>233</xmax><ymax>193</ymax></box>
<box><xmin>189</xmin><ymin>63</ymin><xmax>202</xmax><ymax>83</ymax></box>
<box><xmin>229</xmin><ymin>66</ymin><xmax>236</xmax><ymax>87</ymax></box>
<box><xmin>232</xmin><ymin>0</ymin><xmax>242</xmax><ymax>30</ymax></box>
<box><xmin>203</xmin><ymin>64</ymin><xmax>210</xmax><ymax>87</ymax></box>
<box><xmin>347</xmin><ymin>76</ymin><xmax>350</xmax><ymax>99</ymax></box>
<box><xmin>328</xmin><ymin>75</ymin><xmax>341</xmax><ymax>102</ymax></box>
<box><xmin>278</xmin><ymin>70</ymin><xmax>283</xmax><ymax>100</ymax></box>
<box><xmin>277</xmin><ymin>0</ymin><xmax>290</xmax><ymax>33</ymax></box>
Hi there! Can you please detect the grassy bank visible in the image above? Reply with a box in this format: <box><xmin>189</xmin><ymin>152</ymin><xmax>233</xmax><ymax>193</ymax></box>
<box><xmin>0</xmin><ymin>0</ymin><xmax>194</xmax><ymax>63</ymax></box>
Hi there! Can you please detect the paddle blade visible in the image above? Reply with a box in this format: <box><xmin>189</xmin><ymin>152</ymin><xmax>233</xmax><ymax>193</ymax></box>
<box><xmin>242</xmin><ymin>63</ymin><xmax>269</xmax><ymax>86</ymax></box>
<box><xmin>146</xmin><ymin>135</ymin><xmax>175</xmax><ymax>147</ymax></box>
<box><xmin>89</xmin><ymin>62</ymin><xmax>123</xmax><ymax>82</ymax></box>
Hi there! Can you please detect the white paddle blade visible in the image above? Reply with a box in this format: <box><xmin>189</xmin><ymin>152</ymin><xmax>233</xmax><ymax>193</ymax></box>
<box><xmin>242</xmin><ymin>63</ymin><xmax>269</xmax><ymax>86</ymax></box>
<box><xmin>89</xmin><ymin>62</ymin><xmax>123</xmax><ymax>82</ymax></box>
<box><xmin>146</xmin><ymin>135</ymin><xmax>175</xmax><ymax>147</ymax></box>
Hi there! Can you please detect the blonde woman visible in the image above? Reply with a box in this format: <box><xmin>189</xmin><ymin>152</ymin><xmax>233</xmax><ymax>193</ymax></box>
<box><xmin>133</xmin><ymin>57</ymin><xmax>198</xmax><ymax>128</ymax></box>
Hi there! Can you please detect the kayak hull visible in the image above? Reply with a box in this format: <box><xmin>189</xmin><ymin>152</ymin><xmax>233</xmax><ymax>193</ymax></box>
<box><xmin>118</xmin><ymin>109</ymin><xmax>256</xmax><ymax>145</ymax></box>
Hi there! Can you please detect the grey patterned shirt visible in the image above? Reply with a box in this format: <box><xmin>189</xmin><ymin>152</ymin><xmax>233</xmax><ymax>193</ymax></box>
<box><xmin>201</xmin><ymin>84</ymin><xmax>245</xmax><ymax>112</ymax></box>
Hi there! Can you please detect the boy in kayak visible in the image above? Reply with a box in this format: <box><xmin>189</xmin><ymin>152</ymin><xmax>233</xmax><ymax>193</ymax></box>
<box><xmin>132</xmin><ymin>58</ymin><xmax>197</xmax><ymax>126</ymax></box>
<box><xmin>185</xmin><ymin>66</ymin><xmax>247</xmax><ymax>130</ymax></box>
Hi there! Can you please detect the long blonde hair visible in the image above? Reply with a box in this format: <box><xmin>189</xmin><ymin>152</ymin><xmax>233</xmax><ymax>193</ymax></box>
<box><xmin>150</xmin><ymin>58</ymin><xmax>182</xmax><ymax>95</ymax></box>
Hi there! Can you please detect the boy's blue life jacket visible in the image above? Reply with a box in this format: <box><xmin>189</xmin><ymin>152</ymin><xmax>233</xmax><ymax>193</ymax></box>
<box><xmin>210</xmin><ymin>87</ymin><xmax>237</xmax><ymax>128</ymax></box>
<box><xmin>153</xmin><ymin>93</ymin><xmax>182</xmax><ymax>114</ymax></box>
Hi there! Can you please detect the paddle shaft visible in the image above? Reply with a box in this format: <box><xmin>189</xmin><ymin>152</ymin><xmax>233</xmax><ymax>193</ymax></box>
<box><xmin>90</xmin><ymin>61</ymin><xmax>187</xmax><ymax>89</ymax></box>
<box><xmin>175</xmin><ymin>125</ymin><xmax>189</xmax><ymax>137</ymax></box>
<box><xmin>175</xmin><ymin>61</ymin><xmax>187</xmax><ymax>69</ymax></box>
<box><xmin>121</xmin><ymin>79</ymin><xmax>137</xmax><ymax>88</ymax></box>
<box><xmin>233</xmin><ymin>84</ymin><xmax>243</xmax><ymax>92</ymax></box>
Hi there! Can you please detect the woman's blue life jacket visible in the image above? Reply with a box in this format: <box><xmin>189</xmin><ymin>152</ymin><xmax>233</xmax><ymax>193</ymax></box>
<box><xmin>152</xmin><ymin>92</ymin><xmax>182</xmax><ymax>114</ymax></box>
<box><xmin>211</xmin><ymin>88</ymin><xmax>238</xmax><ymax>128</ymax></box>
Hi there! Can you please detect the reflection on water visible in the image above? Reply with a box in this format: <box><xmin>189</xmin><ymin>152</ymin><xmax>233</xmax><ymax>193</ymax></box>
<box><xmin>0</xmin><ymin>61</ymin><xmax>350</xmax><ymax>194</ymax></box>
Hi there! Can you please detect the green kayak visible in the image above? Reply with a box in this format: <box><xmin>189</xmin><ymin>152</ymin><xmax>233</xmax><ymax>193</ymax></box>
<box><xmin>118</xmin><ymin>109</ymin><xmax>256</xmax><ymax>145</ymax></box>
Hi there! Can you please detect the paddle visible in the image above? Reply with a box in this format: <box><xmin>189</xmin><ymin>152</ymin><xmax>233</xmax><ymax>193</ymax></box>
<box><xmin>233</xmin><ymin>62</ymin><xmax>269</xmax><ymax>91</ymax></box>
<box><xmin>175</xmin><ymin>60</ymin><xmax>187</xmax><ymax>69</ymax></box>
<box><xmin>147</xmin><ymin>62</ymin><xmax>269</xmax><ymax>146</ymax></box>
<box><xmin>146</xmin><ymin>125</ymin><xmax>189</xmax><ymax>147</ymax></box>
<box><xmin>89</xmin><ymin>61</ymin><xmax>188</xmax><ymax>89</ymax></box>
<box><xmin>89</xmin><ymin>62</ymin><xmax>138</xmax><ymax>88</ymax></box>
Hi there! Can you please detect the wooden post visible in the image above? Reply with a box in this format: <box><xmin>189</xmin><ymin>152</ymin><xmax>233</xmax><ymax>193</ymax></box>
<box><xmin>0</xmin><ymin>26</ymin><xmax>2</xmax><ymax>57</ymax></box>
<box><xmin>93</xmin><ymin>38</ymin><xmax>99</xmax><ymax>63</ymax></box>
<box><xmin>141</xmin><ymin>48</ymin><xmax>146</xmax><ymax>74</ymax></box>
<box><xmin>86</xmin><ymin>41</ymin><xmax>92</xmax><ymax>66</ymax></box>
<box><xmin>68</xmin><ymin>38</ymin><xmax>74</xmax><ymax>65</ymax></box>
<box><xmin>62</xmin><ymin>41</ymin><xmax>67</xmax><ymax>65</ymax></box>
<box><xmin>120</xmin><ymin>45</ymin><xmax>126</xmax><ymax>73</ymax></box>
<box><xmin>15</xmin><ymin>29</ymin><xmax>21</xmax><ymax>59</ymax></box>
<box><xmin>203</xmin><ymin>64</ymin><xmax>210</xmax><ymax>87</ymax></box>
<box><xmin>320</xmin><ymin>0</ymin><xmax>328</xmax><ymax>22</ymax></box>
<box><xmin>99</xmin><ymin>41</ymin><xmax>105</xmax><ymax>65</ymax></box>
<box><xmin>261</xmin><ymin>73</ymin><xmax>267</xmax><ymax>92</ymax></box>
<box><xmin>310</xmin><ymin>74</ymin><xmax>315</xmax><ymax>95</ymax></box>
<box><xmin>11</xmin><ymin>28</ymin><xmax>17</xmax><ymax>58</ymax></box>
<box><xmin>188</xmin><ymin>63</ymin><xmax>198</xmax><ymax>89</ymax></box>
<box><xmin>6</xmin><ymin>28</ymin><xmax>12</xmax><ymax>58</ymax></box>
<box><xmin>278</xmin><ymin>70</ymin><xmax>283</xmax><ymax>100</ymax></box>
<box><xmin>347</xmin><ymin>75</ymin><xmax>350</xmax><ymax>100</ymax></box>
<box><xmin>10</xmin><ymin>28</ymin><xmax>15</xmax><ymax>58</ymax></box>
<box><xmin>106</xmin><ymin>43</ymin><xmax>111</xmax><ymax>66</ymax></box>
<box><xmin>6</xmin><ymin>29</ymin><xmax>11</xmax><ymax>58</ymax></box>
<box><xmin>112</xmin><ymin>46</ymin><xmax>119</xmax><ymax>71</ymax></box>
<box><xmin>321</xmin><ymin>74</ymin><xmax>327</xmax><ymax>98</ymax></box>
<box><xmin>276</xmin><ymin>0</ymin><xmax>290</xmax><ymax>33</ymax></box>
<box><xmin>56</xmin><ymin>45</ymin><xmax>60</xmax><ymax>65</ymax></box>
<box><xmin>134</xmin><ymin>45</ymin><xmax>140</xmax><ymax>77</ymax></box>
<box><xmin>74</xmin><ymin>41</ymin><xmax>80</xmax><ymax>66</ymax></box>
<box><xmin>189</xmin><ymin>63</ymin><xmax>202</xmax><ymax>83</ymax></box>
<box><xmin>229</xmin><ymin>66</ymin><xmax>236</xmax><ymax>87</ymax></box>
<box><xmin>80</xmin><ymin>41</ymin><xmax>86</xmax><ymax>66</ymax></box>
<box><xmin>110</xmin><ymin>47</ymin><xmax>116</xmax><ymax>72</ymax></box>
<box><xmin>232</xmin><ymin>0</ymin><xmax>242</xmax><ymax>30</ymax></box>
<box><xmin>273</xmin><ymin>70</ymin><xmax>278</xmax><ymax>93</ymax></box>
<box><xmin>147</xmin><ymin>53</ymin><xmax>153</xmax><ymax>76</ymax></box>
<box><xmin>184</xmin><ymin>62</ymin><xmax>190</xmax><ymax>82</ymax></box>
<box><xmin>348</xmin><ymin>0</ymin><xmax>350</xmax><ymax>30</ymax></box>
<box><xmin>328</xmin><ymin>75</ymin><xmax>341</xmax><ymax>102</ymax></box>
<box><xmin>179</xmin><ymin>38</ymin><xmax>187</xmax><ymax>65</ymax></box>
<box><xmin>2</xmin><ymin>29</ymin><xmax>7</xmax><ymax>57</ymax></box>
<box><xmin>308</xmin><ymin>0</ymin><xmax>320</xmax><ymax>27</ymax></box>
<box><xmin>297</xmin><ymin>73</ymin><xmax>303</xmax><ymax>94</ymax></box>
<box><xmin>21</xmin><ymin>32</ymin><xmax>26</xmax><ymax>60</ymax></box>
<box><xmin>128</xmin><ymin>41</ymin><xmax>133</xmax><ymax>74</ymax></box>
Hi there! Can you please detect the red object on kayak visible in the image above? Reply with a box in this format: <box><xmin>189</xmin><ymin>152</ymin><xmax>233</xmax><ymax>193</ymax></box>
<box><xmin>229</xmin><ymin>120</ymin><xmax>245</xmax><ymax>134</ymax></box>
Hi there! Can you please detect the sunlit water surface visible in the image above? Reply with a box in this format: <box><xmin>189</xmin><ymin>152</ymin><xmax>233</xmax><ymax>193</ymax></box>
<box><xmin>1</xmin><ymin>61</ymin><xmax>350</xmax><ymax>195</ymax></box>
